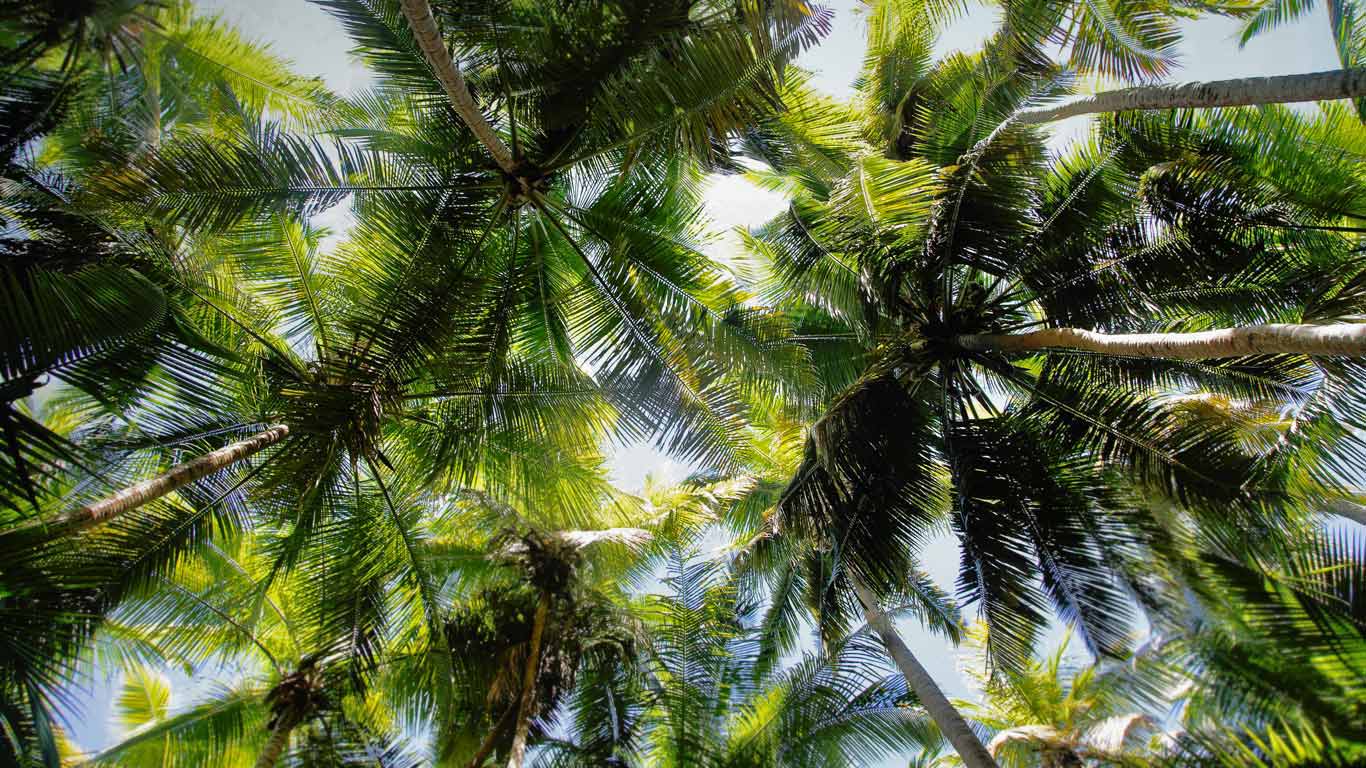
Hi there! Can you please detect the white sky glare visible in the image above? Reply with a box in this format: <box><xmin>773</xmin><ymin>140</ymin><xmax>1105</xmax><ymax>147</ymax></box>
<box><xmin>70</xmin><ymin>0</ymin><xmax>1344</xmax><ymax>756</ymax></box>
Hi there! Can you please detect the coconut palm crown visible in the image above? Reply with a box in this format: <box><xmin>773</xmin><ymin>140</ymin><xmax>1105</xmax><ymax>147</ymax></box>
<box><xmin>746</xmin><ymin>0</ymin><xmax>1366</xmax><ymax>673</ymax></box>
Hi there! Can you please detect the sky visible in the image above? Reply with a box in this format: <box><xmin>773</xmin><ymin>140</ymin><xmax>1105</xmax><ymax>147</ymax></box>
<box><xmin>70</xmin><ymin>0</ymin><xmax>1343</xmax><ymax>756</ymax></box>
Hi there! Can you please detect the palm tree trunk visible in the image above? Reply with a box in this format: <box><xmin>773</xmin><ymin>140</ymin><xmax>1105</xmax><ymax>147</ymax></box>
<box><xmin>850</xmin><ymin>573</ymin><xmax>999</xmax><ymax>768</ymax></box>
<box><xmin>1326</xmin><ymin>496</ymin><xmax>1366</xmax><ymax>526</ymax></box>
<box><xmin>956</xmin><ymin>323</ymin><xmax>1366</xmax><ymax>360</ymax></box>
<box><xmin>506</xmin><ymin>591</ymin><xmax>550</xmax><ymax>768</ymax></box>
<box><xmin>143</xmin><ymin>67</ymin><xmax>161</xmax><ymax>150</ymax></box>
<box><xmin>254</xmin><ymin>714</ymin><xmax>298</xmax><ymax>768</ymax></box>
<box><xmin>42</xmin><ymin>424</ymin><xmax>289</xmax><ymax>536</ymax></box>
<box><xmin>1015</xmin><ymin>68</ymin><xmax>1366</xmax><ymax>124</ymax></box>
<box><xmin>466</xmin><ymin>704</ymin><xmax>517</xmax><ymax>768</ymax></box>
<box><xmin>398</xmin><ymin>0</ymin><xmax>518</xmax><ymax>175</ymax></box>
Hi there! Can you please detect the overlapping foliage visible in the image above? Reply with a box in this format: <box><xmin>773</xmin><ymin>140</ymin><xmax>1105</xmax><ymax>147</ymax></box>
<box><xmin>2</xmin><ymin>0</ymin><xmax>1365</xmax><ymax>766</ymax></box>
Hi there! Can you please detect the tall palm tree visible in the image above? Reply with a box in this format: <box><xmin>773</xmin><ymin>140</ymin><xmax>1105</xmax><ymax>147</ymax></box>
<box><xmin>358</xmin><ymin>461</ymin><xmax>697</xmax><ymax>767</ymax></box>
<box><xmin>704</xmin><ymin>409</ymin><xmax>980</xmax><ymax>765</ymax></box>
<box><xmin>440</xmin><ymin>528</ymin><xmax>643</xmax><ymax>768</ymax></box>
<box><xmin>67</xmin><ymin>0</ymin><xmax>833</xmax><ymax>523</ymax></box>
<box><xmin>879</xmin><ymin>0</ymin><xmax>1366</xmax><ymax>124</ymax></box>
<box><xmin>1</xmin><ymin>0</ymin><xmax>334</xmax><ymax>517</ymax></box>
<box><xmin>733</xmin><ymin>2</ymin><xmax>1366</xmax><ymax>764</ymax></box>
<box><xmin>6</xmin><ymin>9</ymin><xmax>710</xmax><ymax>753</ymax></box>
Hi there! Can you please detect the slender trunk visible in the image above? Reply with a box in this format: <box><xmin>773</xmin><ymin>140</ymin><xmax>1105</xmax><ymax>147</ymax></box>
<box><xmin>506</xmin><ymin>591</ymin><xmax>550</xmax><ymax>768</ymax></box>
<box><xmin>1326</xmin><ymin>496</ymin><xmax>1366</xmax><ymax>526</ymax></box>
<box><xmin>143</xmin><ymin>69</ymin><xmax>161</xmax><ymax>150</ymax></box>
<box><xmin>850</xmin><ymin>573</ymin><xmax>1000</xmax><ymax>768</ymax></box>
<box><xmin>398</xmin><ymin>0</ymin><xmax>517</xmax><ymax>175</ymax></box>
<box><xmin>937</xmin><ymin>70</ymin><xmax>1366</xmax><ymax>238</ymax></box>
<box><xmin>956</xmin><ymin>324</ymin><xmax>1366</xmax><ymax>360</ymax></box>
<box><xmin>41</xmin><ymin>425</ymin><xmax>289</xmax><ymax>536</ymax></box>
<box><xmin>1015</xmin><ymin>68</ymin><xmax>1366</xmax><ymax>124</ymax></box>
<box><xmin>466</xmin><ymin>704</ymin><xmax>518</xmax><ymax>768</ymax></box>
<box><xmin>254</xmin><ymin>715</ymin><xmax>298</xmax><ymax>768</ymax></box>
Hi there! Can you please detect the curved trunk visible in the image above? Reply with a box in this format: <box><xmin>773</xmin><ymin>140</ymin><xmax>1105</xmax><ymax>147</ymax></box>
<box><xmin>506</xmin><ymin>591</ymin><xmax>550</xmax><ymax>768</ymax></box>
<box><xmin>1015</xmin><ymin>68</ymin><xmax>1366</xmax><ymax>124</ymax></box>
<box><xmin>956</xmin><ymin>324</ymin><xmax>1366</xmax><ymax>360</ymax></box>
<box><xmin>37</xmin><ymin>425</ymin><xmax>289</xmax><ymax>537</ymax></box>
<box><xmin>398</xmin><ymin>0</ymin><xmax>517</xmax><ymax>175</ymax></box>
<box><xmin>254</xmin><ymin>715</ymin><xmax>298</xmax><ymax>768</ymax></box>
<box><xmin>850</xmin><ymin>574</ymin><xmax>1000</xmax><ymax>768</ymax></box>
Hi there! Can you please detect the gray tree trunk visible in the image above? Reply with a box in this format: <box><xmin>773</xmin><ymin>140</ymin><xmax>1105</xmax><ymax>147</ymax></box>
<box><xmin>506</xmin><ymin>591</ymin><xmax>550</xmax><ymax>768</ymax></box>
<box><xmin>1326</xmin><ymin>496</ymin><xmax>1366</xmax><ymax>526</ymax></box>
<box><xmin>1016</xmin><ymin>68</ymin><xmax>1366</xmax><ymax>124</ymax></box>
<box><xmin>254</xmin><ymin>715</ymin><xmax>297</xmax><ymax>768</ymax></box>
<box><xmin>956</xmin><ymin>324</ymin><xmax>1366</xmax><ymax>360</ymax></box>
<box><xmin>41</xmin><ymin>425</ymin><xmax>289</xmax><ymax>536</ymax></box>
<box><xmin>850</xmin><ymin>573</ymin><xmax>1000</xmax><ymax>768</ymax></box>
<box><xmin>398</xmin><ymin>0</ymin><xmax>517</xmax><ymax>175</ymax></box>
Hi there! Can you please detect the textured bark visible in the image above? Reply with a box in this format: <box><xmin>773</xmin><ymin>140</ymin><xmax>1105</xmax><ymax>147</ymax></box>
<box><xmin>850</xmin><ymin>574</ymin><xmax>1000</xmax><ymax>768</ymax></box>
<box><xmin>956</xmin><ymin>324</ymin><xmax>1366</xmax><ymax>360</ymax></box>
<box><xmin>398</xmin><ymin>0</ymin><xmax>517</xmax><ymax>175</ymax></box>
<box><xmin>1015</xmin><ymin>68</ymin><xmax>1366</xmax><ymax>124</ymax></box>
<box><xmin>46</xmin><ymin>425</ymin><xmax>289</xmax><ymax>535</ymax></box>
<box><xmin>506</xmin><ymin>591</ymin><xmax>550</xmax><ymax>768</ymax></box>
<box><xmin>254</xmin><ymin>715</ymin><xmax>297</xmax><ymax>768</ymax></box>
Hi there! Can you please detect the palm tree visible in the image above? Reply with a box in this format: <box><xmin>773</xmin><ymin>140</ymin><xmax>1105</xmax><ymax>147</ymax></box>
<box><xmin>64</xmin><ymin>0</ymin><xmax>834</xmax><ymax>525</ymax></box>
<box><xmin>435</xmin><ymin>462</ymin><xmax>757</xmax><ymax>767</ymax></box>
<box><xmin>82</xmin><ymin>535</ymin><xmax>416</xmax><ymax>768</ymax></box>
<box><xmin>732</xmin><ymin>2</ymin><xmax>1366</xmax><ymax>764</ymax></box>
<box><xmin>959</xmin><ymin>626</ymin><xmax>1166</xmax><ymax>767</ymax></box>
<box><xmin>1</xmin><ymin>0</ymin><xmax>334</xmax><ymax>517</ymax></box>
<box><xmin>881</xmin><ymin>0</ymin><xmax>1366</xmax><ymax>124</ymax></box>
<box><xmin>7</xmin><ymin>9</ymin><xmax>735</xmax><ymax>753</ymax></box>
<box><xmin>440</xmin><ymin>528</ymin><xmax>642</xmax><ymax>768</ymax></box>
<box><xmin>329</xmin><ymin>460</ymin><xmax>708</xmax><ymax>768</ymax></box>
<box><xmin>704</xmin><ymin>411</ymin><xmax>986</xmax><ymax>766</ymax></box>
<box><xmin>536</xmin><ymin>554</ymin><xmax>943</xmax><ymax>767</ymax></box>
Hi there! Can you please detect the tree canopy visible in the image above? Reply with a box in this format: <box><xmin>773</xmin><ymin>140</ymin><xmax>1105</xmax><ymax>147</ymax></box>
<box><xmin>2</xmin><ymin>0</ymin><xmax>1365</xmax><ymax>766</ymax></box>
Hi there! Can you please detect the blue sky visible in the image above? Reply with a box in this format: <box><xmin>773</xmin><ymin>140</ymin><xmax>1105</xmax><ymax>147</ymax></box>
<box><xmin>69</xmin><ymin>0</ymin><xmax>1343</xmax><ymax>756</ymax></box>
